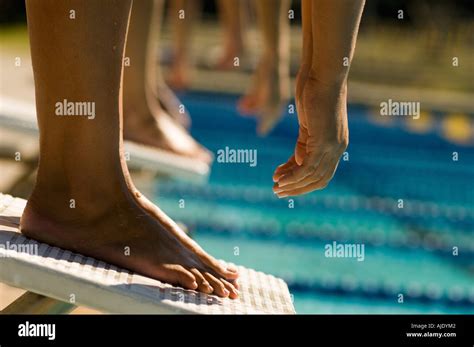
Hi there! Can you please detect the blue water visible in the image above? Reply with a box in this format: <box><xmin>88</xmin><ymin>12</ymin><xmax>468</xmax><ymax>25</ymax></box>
<box><xmin>153</xmin><ymin>91</ymin><xmax>474</xmax><ymax>314</ymax></box>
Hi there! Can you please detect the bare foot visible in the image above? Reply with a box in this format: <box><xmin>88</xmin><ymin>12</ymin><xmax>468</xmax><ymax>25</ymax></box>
<box><xmin>124</xmin><ymin>97</ymin><xmax>212</xmax><ymax>164</ymax></box>
<box><xmin>238</xmin><ymin>57</ymin><xmax>290</xmax><ymax>135</ymax></box>
<box><xmin>208</xmin><ymin>44</ymin><xmax>244</xmax><ymax>70</ymax></box>
<box><xmin>215</xmin><ymin>52</ymin><xmax>239</xmax><ymax>70</ymax></box>
<box><xmin>20</xmin><ymin>183</ymin><xmax>239</xmax><ymax>298</ymax></box>
<box><xmin>128</xmin><ymin>186</ymin><xmax>239</xmax><ymax>289</ymax></box>
<box><xmin>167</xmin><ymin>60</ymin><xmax>191</xmax><ymax>91</ymax></box>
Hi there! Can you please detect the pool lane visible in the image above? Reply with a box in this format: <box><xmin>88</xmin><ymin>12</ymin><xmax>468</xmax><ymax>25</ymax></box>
<box><xmin>193</xmin><ymin>234</ymin><xmax>474</xmax><ymax>314</ymax></box>
<box><xmin>153</xmin><ymin>91</ymin><xmax>473</xmax><ymax>314</ymax></box>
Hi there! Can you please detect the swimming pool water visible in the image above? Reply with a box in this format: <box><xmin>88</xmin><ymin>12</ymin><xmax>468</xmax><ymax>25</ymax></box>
<box><xmin>152</xmin><ymin>91</ymin><xmax>474</xmax><ymax>314</ymax></box>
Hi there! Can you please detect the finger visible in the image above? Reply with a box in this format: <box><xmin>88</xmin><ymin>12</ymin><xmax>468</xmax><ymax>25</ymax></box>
<box><xmin>274</xmin><ymin>153</ymin><xmax>332</xmax><ymax>193</ymax></box>
<box><xmin>276</xmin><ymin>152</ymin><xmax>323</xmax><ymax>187</ymax></box>
<box><xmin>203</xmin><ymin>272</ymin><xmax>229</xmax><ymax>298</ymax></box>
<box><xmin>274</xmin><ymin>155</ymin><xmax>296</xmax><ymax>171</ymax></box>
<box><xmin>278</xmin><ymin>159</ymin><xmax>340</xmax><ymax>197</ymax></box>
<box><xmin>273</xmin><ymin>156</ymin><xmax>297</xmax><ymax>182</ymax></box>
<box><xmin>190</xmin><ymin>268</ymin><xmax>213</xmax><ymax>294</ymax></box>
<box><xmin>277</xmin><ymin>181</ymin><xmax>323</xmax><ymax>198</ymax></box>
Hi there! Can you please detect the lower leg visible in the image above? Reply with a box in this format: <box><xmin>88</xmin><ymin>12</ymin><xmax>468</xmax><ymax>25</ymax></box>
<box><xmin>124</xmin><ymin>0</ymin><xmax>211</xmax><ymax>162</ymax></box>
<box><xmin>22</xmin><ymin>0</ymin><xmax>237</xmax><ymax>297</ymax></box>
<box><xmin>127</xmin><ymin>0</ymin><xmax>191</xmax><ymax>127</ymax></box>
<box><xmin>216</xmin><ymin>0</ymin><xmax>245</xmax><ymax>69</ymax></box>
<box><xmin>238</xmin><ymin>0</ymin><xmax>290</xmax><ymax>135</ymax></box>
<box><xmin>24</xmin><ymin>0</ymin><xmax>132</xmax><ymax>221</ymax></box>
<box><xmin>167</xmin><ymin>0</ymin><xmax>200</xmax><ymax>89</ymax></box>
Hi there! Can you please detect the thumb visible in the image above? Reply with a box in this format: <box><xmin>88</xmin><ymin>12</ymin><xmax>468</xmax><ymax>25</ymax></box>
<box><xmin>294</xmin><ymin>128</ymin><xmax>307</xmax><ymax>165</ymax></box>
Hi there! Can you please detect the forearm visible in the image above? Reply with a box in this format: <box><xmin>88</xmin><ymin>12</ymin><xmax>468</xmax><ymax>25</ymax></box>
<box><xmin>310</xmin><ymin>0</ymin><xmax>365</xmax><ymax>88</ymax></box>
<box><xmin>300</xmin><ymin>0</ymin><xmax>313</xmax><ymax>69</ymax></box>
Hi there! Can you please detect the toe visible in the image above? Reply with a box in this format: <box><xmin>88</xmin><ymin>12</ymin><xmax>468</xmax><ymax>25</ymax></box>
<box><xmin>221</xmin><ymin>265</ymin><xmax>239</xmax><ymax>280</ymax></box>
<box><xmin>221</xmin><ymin>279</ymin><xmax>239</xmax><ymax>299</ymax></box>
<box><xmin>190</xmin><ymin>268</ymin><xmax>213</xmax><ymax>294</ymax></box>
<box><xmin>203</xmin><ymin>272</ymin><xmax>229</xmax><ymax>298</ymax></box>
<box><xmin>257</xmin><ymin>109</ymin><xmax>281</xmax><ymax>136</ymax></box>
<box><xmin>238</xmin><ymin>95</ymin><xmax>258</xmax><ymax>115</ymax></box>
<box><xmin>164</xmin><ymin>264</ymin><xmax>197</xmax><ymax>290</ymax></box>
<box><xmin>223</xmin><ymin>264</ymin><xmax>240</xmax><ymax>282</ymax></box>
<box><xmin>225</xmin><ymin>262</ymin><xmax>239</xmax><ymax>274</ymax></box>
<box><xmin>198</xmin><ymin>253</ymin><xmax>239</xmax><ymax>281</ymax></box>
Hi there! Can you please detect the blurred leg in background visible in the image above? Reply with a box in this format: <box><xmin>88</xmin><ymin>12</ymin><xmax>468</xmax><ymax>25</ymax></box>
<box><xmin>124</xmin><ymin>0</ymin><xmax>211</xmax><ymax>163</ymax></box>
<box><xmin>238</xmin><ymin>0</ymin><xmax>291</xmax><ymax>136</ymax></box>
<box><xmin>153</xmin><ymin>1</ymin><xmax>192</xmax><ymax>128</ymax></box>
<box><xmin>213</xmin><ymin>0</ymin><xmax>246</xmax><ymax>69</ymax></box>
<box><xmin>166</xmin><ymin>0</ymin><xmax>201</xmax><ymax>90</ymax></box>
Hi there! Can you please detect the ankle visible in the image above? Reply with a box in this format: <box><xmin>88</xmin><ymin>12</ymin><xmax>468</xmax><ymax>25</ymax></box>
<box><xmin>28</xmin><ymin>174</ymin><xmax>127</xmax><ymax>223</ymax></box>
